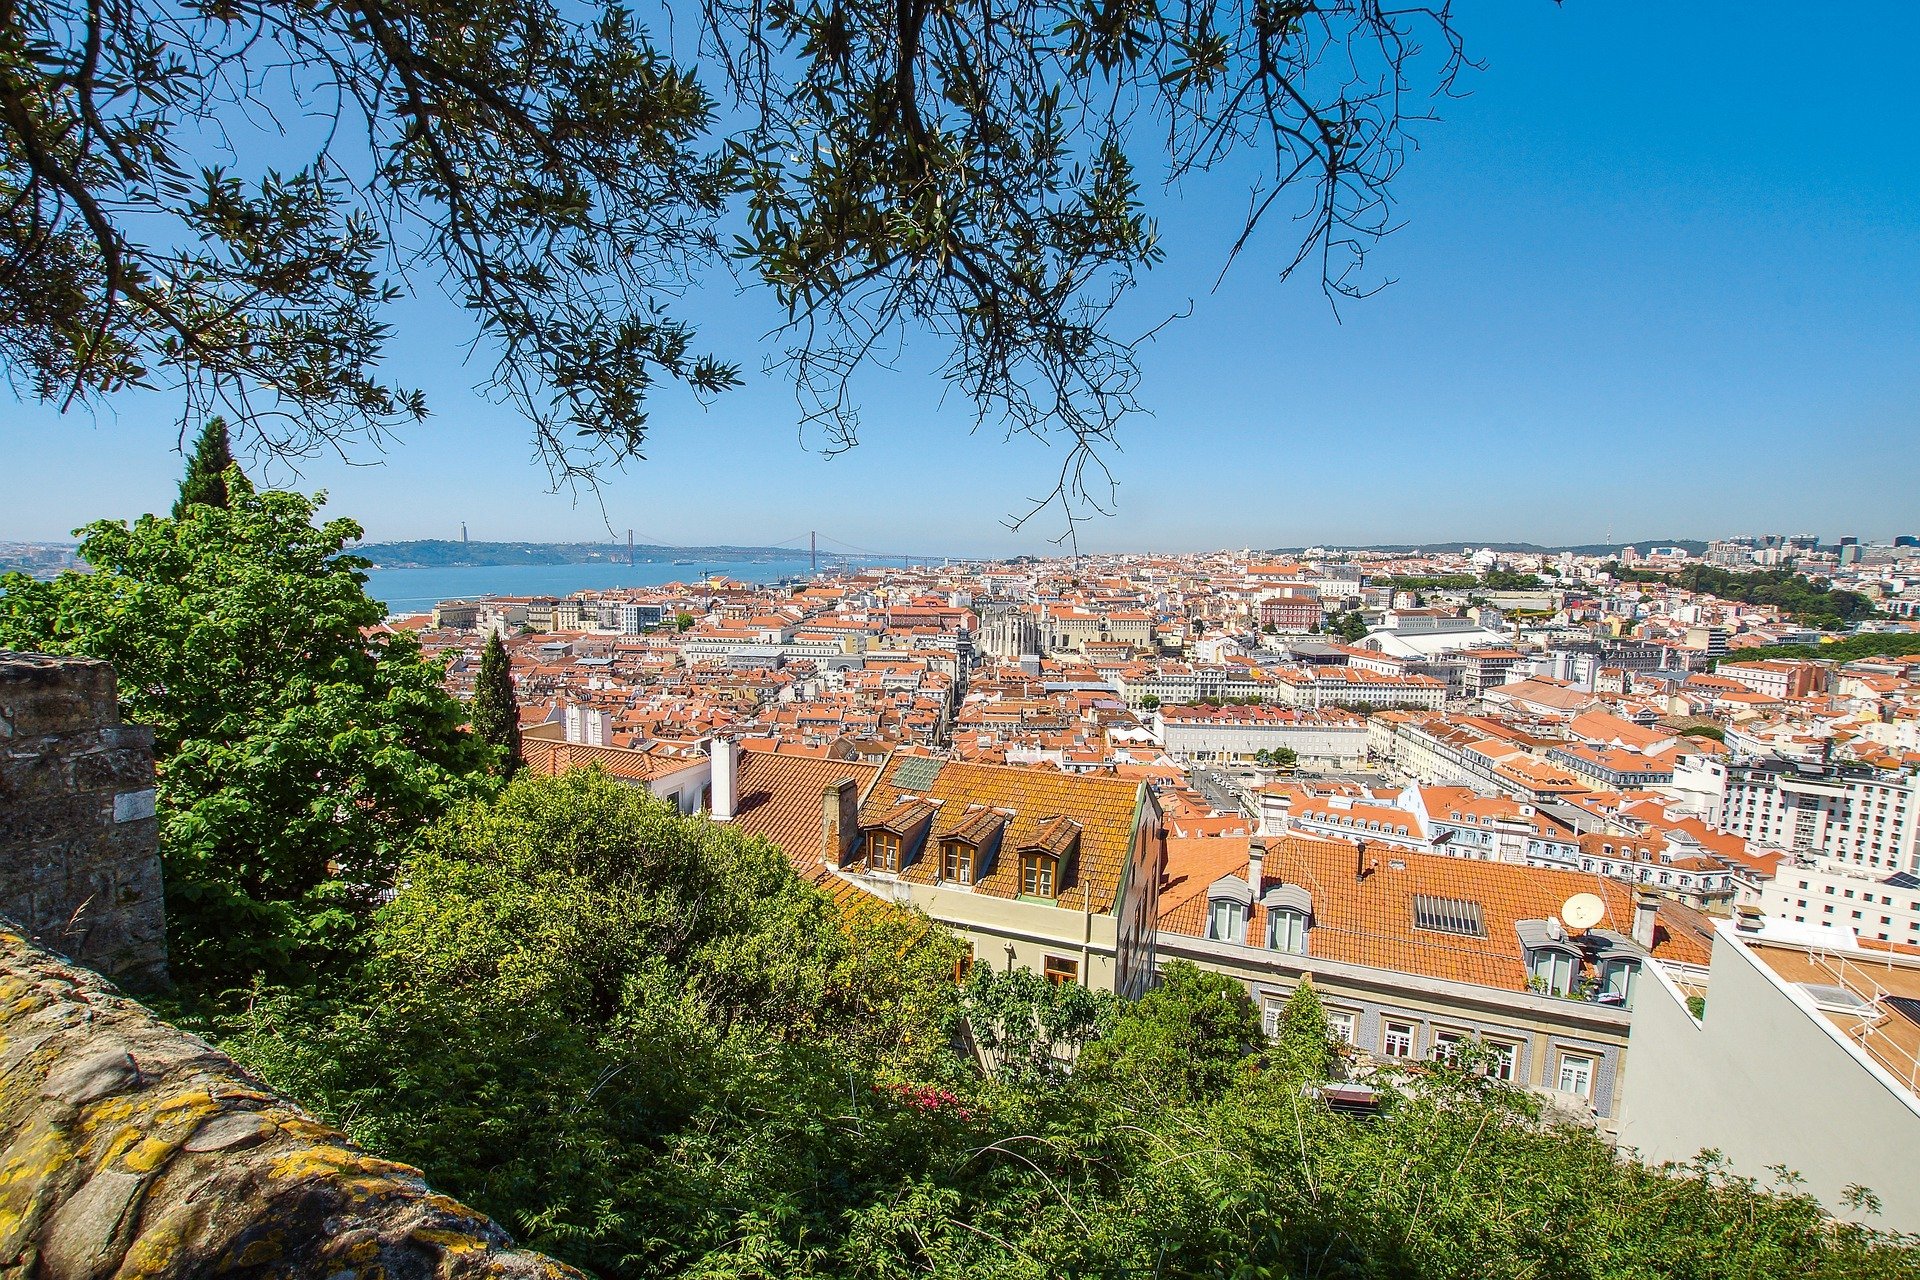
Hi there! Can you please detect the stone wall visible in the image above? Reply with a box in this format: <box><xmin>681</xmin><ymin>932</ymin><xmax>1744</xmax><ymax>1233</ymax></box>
<box><xmin>0</xmin><ymin>652</ymin><xmax>168</xmax><ymax>985</ymax></box>
<box><xmin>0</xmin><ymin>922</ymin><xmax>585</xmax><ymax>1279</ymax></box>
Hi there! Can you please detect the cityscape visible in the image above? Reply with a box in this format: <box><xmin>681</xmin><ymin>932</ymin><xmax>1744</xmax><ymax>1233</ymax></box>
<box><xmin>3</xmin><ymin>2</ymin><xmax>1918</xmax><ymax>1277</ymax></box>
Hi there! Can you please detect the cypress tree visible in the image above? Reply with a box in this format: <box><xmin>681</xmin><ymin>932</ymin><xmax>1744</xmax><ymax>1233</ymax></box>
<box><xmin>471</xmin><ymin>631</ymin><xmax>522</xmax><ymax>774</ymax></box>
<box><xmin>172</xmin><ymin>417</ymin><xmax>249</xmax><ymax>517</ymax></box>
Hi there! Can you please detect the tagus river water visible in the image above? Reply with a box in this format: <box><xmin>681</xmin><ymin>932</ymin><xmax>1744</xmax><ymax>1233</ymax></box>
<box><xmin>358</xmin><ymin>557</ymin><xmax>831</xmax><ymax>615</ymax></box>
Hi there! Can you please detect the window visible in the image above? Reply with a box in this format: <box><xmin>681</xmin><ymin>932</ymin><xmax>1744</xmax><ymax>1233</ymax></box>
<box><xmin>941</xmin><ymin>840</ymin><xmax>974</xmax><ymax>885</ymax></box>
<box><xmin>1382</xmin><ymin>1021</ymin><xmax>1416</xmax><ymax>1058</ymax></box>
<box><xmin>1326</xmin><ymin>1010</ymin><xmax>1356</xmax><ymax>1045</ymax></box>
<box><xmin>1207</xmin><ymin>899</ymin><xmax>1247</xmax><ymax>942</ymax></box>
<box><xmin>1412</xmin><ymin>894</ymin><xmax>1487</xmax><ymax>937</ymax></box>
<box><xmin>1021</xmin><ymin>852</ymin><xmax>1059</xmax><ymax>897</ymax></box>
<box><xmin>868</xmin><ymin>830</ymin><xmax>902</xmax><ymax>873</ymax></box>
<box><xmin>1528</xmin><ymin>948</ymin><xmax>1578</xmax><ymax>997</ymax></box>
<box><xmin>1268</xmin><ymin>908</ymin><xmax>1309</xmax><ymax>954</ymax></box>
<box><xmin>1557</xmin><ymin>1053</ymin><xmax>1596</xmax><ymax>1098</ymax></box>
<box><xmin>1432</xmin><ymin>1030</ymin><xmax>1465</xmax><ymax>1064</ymax></box>
<box><xmin>1599</xmin><ymin>959</ymin><xmax>1639</xmax><ymax>1008</ymax></box>
<box><xmin>1488</xmin><ymin>1040</ymin><xmax>1519</xmax><ymax>1082</ymax></box>
<box><xmin>1043</xmin><ymin>955</ymin><xmax>1079</xmax><ymax>986</ymax></box>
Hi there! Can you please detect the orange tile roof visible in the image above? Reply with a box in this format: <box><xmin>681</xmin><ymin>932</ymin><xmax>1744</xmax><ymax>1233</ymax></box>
<box><xmin>1159</xmin><ymin>834</ymin><xmax>1710</xmax><ymax>994</ymax></box>
<box><xmin>855</xmin><ymin>758</ymin><xmax>1150</xmax><ymax>912</ymax></box>
<box><xmin>728</xmin><ymin>750</ymin><xmax>886</xmax><ymax>865</ymax></box>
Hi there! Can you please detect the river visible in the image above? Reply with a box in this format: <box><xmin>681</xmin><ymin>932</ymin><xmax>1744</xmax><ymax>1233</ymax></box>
<box><xmin>358</xmin><ymin>556</ymin><xmax>883</xmax><ymax>614</ymax></box>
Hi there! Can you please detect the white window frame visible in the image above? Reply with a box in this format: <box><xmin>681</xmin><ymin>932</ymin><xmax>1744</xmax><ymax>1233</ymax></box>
<box><xmin>1557</xmin><ymin>1053</ymin><xmax>1596</xmax><ymax>1098</ymax></box>
<box><xmin>1382</xmin><ymin>1020</ymin><xmax>1416</xmax><ymax>1059</ymax></box>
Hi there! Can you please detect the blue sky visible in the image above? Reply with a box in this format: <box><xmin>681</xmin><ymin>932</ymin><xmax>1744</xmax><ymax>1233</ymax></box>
<box><xmin>3</xmin><ymin>2</ymin><xmax>1916</xmax><ymax>555</ymax></box>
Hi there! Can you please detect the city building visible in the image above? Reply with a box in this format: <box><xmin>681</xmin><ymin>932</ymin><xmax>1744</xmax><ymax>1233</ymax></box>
<box><xmin>1620</xmin><ymin>916</ymin><xmax>1920</xmax><ymax>1231</ymax></box>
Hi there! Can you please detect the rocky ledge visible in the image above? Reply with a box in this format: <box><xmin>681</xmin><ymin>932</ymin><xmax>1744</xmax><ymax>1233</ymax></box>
<box><xmin>0</xmin><ymin>923</ymin><xmax>582</xmax><ymax>1279</ymax></box>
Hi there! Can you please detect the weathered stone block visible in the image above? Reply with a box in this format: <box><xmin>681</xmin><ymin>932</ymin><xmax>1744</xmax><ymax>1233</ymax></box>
<box><xmin>0</xmin><ymin>928</ymin><xmax>585</xmax><ymax>1280</ymax></box>
<box><xmin>0</xmin><ymin>652</ymin><xmax>168</xmax><ymax>985</ymax></box>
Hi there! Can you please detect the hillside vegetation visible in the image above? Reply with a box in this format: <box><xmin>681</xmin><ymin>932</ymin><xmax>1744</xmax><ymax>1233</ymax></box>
<box><xmin>220</xmin><ymin>772</ymin><xmax>1919</xmax><ymax>1279</ymax></box>
<box><xmin>1607</xmin><ymin>563</ymin><xmax>1878</xmax><ymax>629</ymax></box>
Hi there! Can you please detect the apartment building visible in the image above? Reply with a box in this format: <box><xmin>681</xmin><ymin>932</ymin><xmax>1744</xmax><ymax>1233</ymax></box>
<box><xmin>1271</xmin><ymin>665</ymin><xmax>1447</xmax><ymax>711</ymax></box>
<box><xmin>1761</xmin><ymin>861</ymin><xmax>1920</xmax><ymax>946</ymax></box>
<box><xmin>1717</xmin><ymin>658</ymin><xmax>1828</xmax><ymax>700</ymax></box>
<box><xmin>1156</xmin><ymin>705</ymin><xmax>1368</xmax><ymax>768</ymax></box>
<box><xmin>837</xmin><ymin>756</ymin><xmax>1167</xmax><ymax>996</ymax></box>
<box><xmin>1716</xmin><ymin>758</ymin><xmax>1920</xmax><ymax>874</ymax></box>
<box><xmin>1620</xmin><ymin>917</ymin><xmax>1920</xmax><ymax>1231</ymax></box>
<box><xmin>1159</xmin><ymin>835</ymin><xmax>1711</xmax><ymax>1131</ymax></box>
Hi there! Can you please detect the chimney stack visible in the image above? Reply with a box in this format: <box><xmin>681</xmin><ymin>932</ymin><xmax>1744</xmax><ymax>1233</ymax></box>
<box><xmin>1632</xmin><ymin>890</ymin><xmax>1660</xmax><ymax>949</ymax></box>
<box><xmin>822</xmin><ymin>778</ymin><xmax>860</xmax><ymax>867</ymax></box>
<box><xmin>711</xmin><ymin>735</ymin><xmax>739</xmax><ymax>822</ymax></box>
<box><xmin>1247</xmin><ymin>837</ymin><xmax>1266</xmax><ymax>891</ymax></box>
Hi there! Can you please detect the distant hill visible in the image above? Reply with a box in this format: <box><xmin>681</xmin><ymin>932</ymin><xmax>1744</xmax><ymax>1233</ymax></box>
<box><xmin>350</xmin><ymin>540</ymin><xmax>813</xmax><ymax>568</ymax></box>
<box><xmin>1268</xmin><ymin>539</ymin><xmax>1712</xmax><ymax>557</ymax></box>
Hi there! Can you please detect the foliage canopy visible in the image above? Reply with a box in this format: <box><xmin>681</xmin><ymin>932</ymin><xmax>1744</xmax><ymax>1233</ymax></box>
<box><xmin>1</xmin><ymin>0</ymin><xmax>1468</xmax><ymax>516</ymax></box>
<box><xmin>220</xmin><ymin>771</ymin><xmax>1920</xmax><ymax>1279</ymax></box>
<box><xmin>0</xmin><ymin>485</ymin><xmax>491</xmax><ymax>986</ymax></box>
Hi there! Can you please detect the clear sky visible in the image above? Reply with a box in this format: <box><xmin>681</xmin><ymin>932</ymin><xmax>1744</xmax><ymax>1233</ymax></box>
<box><xmin>3</xmin><ymin>2</ymin><xmax>1916</xmax><ymax>555</ymax></box>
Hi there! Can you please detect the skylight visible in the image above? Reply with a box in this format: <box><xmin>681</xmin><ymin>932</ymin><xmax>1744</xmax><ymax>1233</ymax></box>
<box><xmin>1412</xmin><ymin>894</ymin><xmax>1486</xmax><ymax>938</ymax></box>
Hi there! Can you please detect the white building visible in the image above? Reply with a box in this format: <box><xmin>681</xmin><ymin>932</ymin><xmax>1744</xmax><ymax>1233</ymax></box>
<box><xmin>1760</xmin><ymin>860</ymin><xmax>1920</xmax><ymax>947</ymax></box>
<box><xmin>1717</xmin><ymin>759</ymin><xmax>1920</xmax><ymax>874</ymax></box>
<box><xmin>1155</xmin><ymin>706</ymin><xmax>1369</xmax><ymax>768</ymax></box>
<box><xmin>1620</xmin><ymin>916</ymin><xmax>1920</xmax><ymax>1232</ymax></box>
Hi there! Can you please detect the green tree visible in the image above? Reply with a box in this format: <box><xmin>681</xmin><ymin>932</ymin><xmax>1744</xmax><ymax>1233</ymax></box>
<box><xmin>1139</xmin><ymin>693</ymin><xmax>1161</xmax><ymax>710</ymax></box>
<box><xmin>227</xmin><ymin>770</ymin><xmax>971</xmax><ymax>1275</ymax></box>
<box><xmin>0</xmin><ymin>488</ymin><xmax>490</xmax><ymax>988</ymax></box>
<box><xmin>171</xmin><ymin>417</ymin><xmax>251</xmax><ymax>517</ymax></box>
<box><xmin>469</xmin><ymin>632</ymin><xmax>522</xmax><ymax>775</ymax></box>
<box><xmin>218</xmin><ymin>771</ymin><xmax>1920</xmax><ymax>1280</ymax></box>
<box><xmin>959</xmin><ymin>962</ymin><xmax>1113</xmax><ymax>1086</ymax></box>
<box><xmin>1269</xmin><ymin>975</ymin><xmax>1336</xmax><ymax>1082</ymax></box>
<box><xmin>1076</xmin><ymin>959</ymin><xmax>1260</xmax><ymax>1106</ymax></box>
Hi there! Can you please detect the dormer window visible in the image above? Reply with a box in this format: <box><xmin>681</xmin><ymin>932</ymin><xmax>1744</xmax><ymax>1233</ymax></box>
<box><xmin>1020</xmin><ymin>851</ymin><xmax>1058</xmax><ymax>897</ymax></box>
<box><xmin>1268</xmin><ymin>908</ymin><xmax>1309</xmax><ymax>954</ymax></box>
<box><xmin>1527</xmin><ymin>947</ymin><xmax>1579</xmax><ymax>996</ymax></box>
<box><xmin>941</xmin><ymin>839</ymin><xmax>975</xmax><ymax>885</ymax></box>
<box><xmin>1208</xmin><ymin>898</ymin><xmax>1246</xmax><ymax>942</ymax></box>
<box><xmin>868</xmin><ymin>829</ymin><xmax>902</xmax><ymax>873</ymax></box>
<box><xmin>1598</xmin><ymin>957</ymin><xmax>1640</xmax><ymax>1008</ymax></box>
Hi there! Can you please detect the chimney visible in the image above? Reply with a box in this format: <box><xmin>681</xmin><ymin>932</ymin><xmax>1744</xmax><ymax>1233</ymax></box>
<box><xmin>822</xmin><ymin>778</ymin><xmax>860</xmax><ymax>868</ymax></box>
<box><xmin>1632</xmin><ymin>890</ymin><xmax>1660</xmax><ymax>950</ymax></box>
<box><xmin>1247</xmin><ymin>837</ymin><xmax>1266</xmax><ymax>891</ymax></box>
<box><xmin>711</xmin><ymin>735</ymin><xmax>739</xmax><ymax>822</ymax></box>
<box><xmin>1354</xmin><ymin>838</ymin><xmax>1368</xmax><ymax>882</ymax></box>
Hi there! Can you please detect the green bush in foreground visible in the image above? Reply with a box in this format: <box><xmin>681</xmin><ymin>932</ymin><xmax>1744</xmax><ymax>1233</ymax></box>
<box><xmin>226</xmin><ymin>772</ymin><xmax>1918</xmax><ymax>1278</ymax></box>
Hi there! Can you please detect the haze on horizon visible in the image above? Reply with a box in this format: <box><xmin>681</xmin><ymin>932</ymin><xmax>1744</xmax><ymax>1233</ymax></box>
<box><xmin>2</xmin><ymin>2</ymin><xmax>1915</xmax><ymax>556</ymax></box>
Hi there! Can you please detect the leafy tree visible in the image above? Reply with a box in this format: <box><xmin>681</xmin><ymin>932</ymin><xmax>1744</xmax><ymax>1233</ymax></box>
<box><xmin>228</xmin><ymin>770</ymin><xmax>971</xmax><ymax>1275</ymax></box>
<box><xmin>1608</xmin><ymin>563</ymin><xmax>1879</xmax><ymax>627</ymax></box>
<box><xmin>2</xmin><ymin>0</ymin><xmax>1468</xmax><ymax>509</ymax></box>
<box><xmin>959</xmin><ymin>962</ymin><xmax>1112</xmax><ymax>1086</ymax></box>
<box><xmin>1269</xmin><ymin>975</ymin><xmax>1336</xmax><ymax>1082</ymax></box>
<box><xmin>1715</xmin><ymin>632</ymin><xmax>1920</xmax><ymax>667</ymax></box>
<box><xmin>171</xmin><ymin>417</ymin><xmax>250</xmax><ymax>517</ymax></box>
<box><xmin>219</xmin><ymin>772</ymin><xmax>1920</xmax><ymax>1280</ymax></box>
<box><xmin>1076</xmin><ymin>959</ymin><xmax>1259</xmax><ymax>1106</ymax></box>
<box><xmin>469</xmin><ymin>632</ymin><xmax>522</xmax><ymax>775</ymax></box>
<box><xmin>0</xmin><ymin>488</ymin><xmax>490</xmax><ymax>987</ymax></box>
<box><xmin>1139</xmin><ymin>693</ymin><xmax>1161</xmax><ymax>710</ymax></box>
<box><xmin>1328</xmin><ymin>610</ymin><xmax>1371</xmax><ymax>643</ymax></box>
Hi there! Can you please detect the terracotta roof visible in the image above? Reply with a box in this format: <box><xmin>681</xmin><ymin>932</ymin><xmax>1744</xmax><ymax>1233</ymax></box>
<box><xmin>854</xmin><ymin>758</ymin><xmax>1151</xmax><ymax>912</ymax></box>
<box><xmin>1159</xmin><ymin>834</ymin><xmax>1711</xmax><ymax>994</ymax></box>
<box><xmin>728</xmin><ymin>750</ymin><xmax>885</xmax><ymax>865</ymax></box>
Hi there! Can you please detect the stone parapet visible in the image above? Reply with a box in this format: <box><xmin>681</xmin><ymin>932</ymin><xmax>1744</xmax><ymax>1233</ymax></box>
<box><xmin>0</xmin><ymin>923</ymin><xmax>584</xmax><ymax>1279</ymax></box>
<box><xmin>0</xmin><ymin>652</ymin><xmax>167</xmax><ymax>984</ymax></box>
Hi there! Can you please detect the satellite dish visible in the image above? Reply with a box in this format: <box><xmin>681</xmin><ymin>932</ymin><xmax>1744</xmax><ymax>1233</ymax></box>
<box><xmin>1562</xmin><ymin>892</ymin><xmax>1606</xmax><ymax>932</ymax></box>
